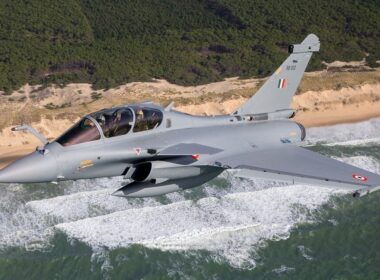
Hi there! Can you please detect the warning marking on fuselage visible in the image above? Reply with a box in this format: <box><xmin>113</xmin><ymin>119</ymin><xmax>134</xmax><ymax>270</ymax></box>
<box><xmin>79</xmin><ymin>159</ymin><xmax>94</xmax><ymax>169</ymax></box>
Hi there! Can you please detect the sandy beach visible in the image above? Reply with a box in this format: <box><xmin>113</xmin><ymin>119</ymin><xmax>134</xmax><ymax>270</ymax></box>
<box><xmin>1</xmin><ymin>109</ymin><xmax>379</xmax><ymax>169</ymax></box>
<box><xmin>1</xmin><ymin>66</ymin><xmax>379</xmax><ymax>169</ymax></box>
<box><xmin>0</xmin><ymin>145</ymin><xmax>35</xmax><ymax>169</ymax></box>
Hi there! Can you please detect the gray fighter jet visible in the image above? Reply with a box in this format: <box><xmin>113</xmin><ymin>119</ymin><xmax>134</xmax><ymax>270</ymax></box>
<box><xmin>1</xmin><ymin>34</ymin><xmax>380</xmax><ymax>198</ymax></box>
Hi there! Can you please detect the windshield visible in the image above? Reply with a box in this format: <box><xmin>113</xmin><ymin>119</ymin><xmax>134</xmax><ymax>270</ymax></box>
<box><xmin>91</xmin><ymin>108</ymin><xmax>133</xmax><ymax>138</ymax></box>
<box><xmin>132</xmin><ymin>106</ymin><xmax>163</xmax><ymax>132</ymax></box>
<box><xmin>55</xmin><ymin>106</ymin><xmax>159</xmax><ymax>147</ymax></box>
<box><xmin>56</xmin><ymin>118</ymin><xmax>101</xmax><ymax>147</ymax></box>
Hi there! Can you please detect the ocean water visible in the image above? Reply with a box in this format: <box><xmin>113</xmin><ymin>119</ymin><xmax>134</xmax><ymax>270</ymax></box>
<box><xmin>1</xmin><ymin>118</ymin><xmax>380</xmax><ymax>279</ymax></box>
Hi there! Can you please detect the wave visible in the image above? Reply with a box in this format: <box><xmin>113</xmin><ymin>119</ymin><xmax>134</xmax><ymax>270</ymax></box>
<box><xmin>305</xmin><ymin>117</ymin><xmax>380</xmax><ymax>145</ymax></box>
<box><xmin>55</xmin><ymin>185</ymin><xmax>345</xmax><ymax>268</ymax></box>
<box><xmin>322</xmin><ymin>137</ymin><xmax>380</xmax><ymax>147</ymax></box>
<box><xmin>0</xmin><ymin>155</ymin><xmax>377</xmax><ymax>267</ymax></box>
<box><xmin>0</xmin><ymin>117</ymin><xmax>379</xmax><ymax>268</ymax></box>
<box><xmin>53</xmin><ymin>156</ymin><xmax>377</xmax><ymax>268</ymax></box>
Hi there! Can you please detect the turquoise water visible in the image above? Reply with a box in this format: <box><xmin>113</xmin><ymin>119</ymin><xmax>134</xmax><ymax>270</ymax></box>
<box><xmin>1</xmin><ymin>118</ymin><xmax>380</xmax><ymax>279</ymax></box>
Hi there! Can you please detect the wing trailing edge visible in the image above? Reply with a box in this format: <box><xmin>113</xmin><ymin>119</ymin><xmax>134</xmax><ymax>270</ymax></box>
<box><xmin>220</xmin><ymin>145</ymin><xmax>380</xmax><ymax>197</ymax></box>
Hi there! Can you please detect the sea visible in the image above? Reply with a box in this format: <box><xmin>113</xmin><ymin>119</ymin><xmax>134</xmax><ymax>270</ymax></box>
<box><xmin>1</xmin><ymin>118</ymin><xmax>380</xmax><ymax>280</ymax></box>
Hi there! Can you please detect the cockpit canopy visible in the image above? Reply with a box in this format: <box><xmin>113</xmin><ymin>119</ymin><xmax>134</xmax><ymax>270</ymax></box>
<box><xmin>55</xmin><ymin>118</ymin><xmax>101</xmax><ymax>147</ymax></box>
<box><xmin>56</xmin><ymin>106</ymin><xmax>163</xmax><ymax>147</ymax></box>
<box><xmin>131</xmin><ymin>106</ymin><xmax>163</xmax><ymax>132</ymax></box>
<box><xmin>91</xmin><ymin>108</ymin><xmax>134</xmax><ymax>138</ymax></box>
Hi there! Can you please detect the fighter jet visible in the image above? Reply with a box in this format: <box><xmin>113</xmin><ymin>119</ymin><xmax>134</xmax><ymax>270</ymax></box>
<box><xmin>1</xmin><ymin>34</ymin><xmax>380</xmax><ymax>198</ymax></box>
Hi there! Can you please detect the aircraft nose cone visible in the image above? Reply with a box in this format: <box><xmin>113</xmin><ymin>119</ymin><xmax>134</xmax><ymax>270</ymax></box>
<box><xmin>0</xmin><ymin>150</ymin><xmax>58</xmax><ymax>183</ymax></box>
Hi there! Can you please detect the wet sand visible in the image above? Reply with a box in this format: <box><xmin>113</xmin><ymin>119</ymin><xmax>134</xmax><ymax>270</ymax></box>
<box><xmin>293</xmin><ymin>102</ymin><xmax>380</xmax><ymax>127</ymax></box>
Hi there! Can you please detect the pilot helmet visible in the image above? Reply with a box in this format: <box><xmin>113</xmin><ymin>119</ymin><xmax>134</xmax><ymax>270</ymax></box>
<box><xmin>114</xmin><ymin>111</ymin><xmax>122</xmax><ymax>121</ymax></box>
<box><xmin>97</xmin><ymin>114</ymin><xmax>106</xmax><ymax>126</ymax></box>
<box><xmin>136</xmin><ymin>108</ymin><xmax>144</xmax><ymax>118</ymax></box>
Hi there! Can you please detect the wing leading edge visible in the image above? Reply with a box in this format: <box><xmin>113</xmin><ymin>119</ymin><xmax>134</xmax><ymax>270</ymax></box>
<box><xmin>220</xmin><ymin>145</ymin><xmax>380</xmax><ymax>197</ymax></box>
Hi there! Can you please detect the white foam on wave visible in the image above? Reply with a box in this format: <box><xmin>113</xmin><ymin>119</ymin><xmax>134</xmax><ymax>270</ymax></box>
<box><xmin>56</xmin><ymin>185</ymin><xmax>346</xmax><ymax>268</ymax></box>
<box><xmin>53</xmin><ymin>155</ymin><xmax>379</xmax><ymax>268</ymax></box>
<box><xmin>26</xmin><ymin>189</ymin><xmax>162</xmax><ymax>222</ymax></box>
<box><xmin>306</xmin><ymin>117</ymin><xmax>380</xmax><ymax>145</ymax></box>
<box><xmin>62</xmin><ymin>176</ymin><xmax>125</xmax><ymax>195</ymax></box>
<box><xmin>26</xmin><ymin>171</ymin><xmax>286</xmax><ymax>223</ymax></box>
<box><xmin>338</xmin><ymin>156</ymin><xmax>380</xmax><ymax>174</ymax></box>
<box><xmin>272</xmin><ymin>265</ymin><xmax>296</xmax><ymax>274</ymax></box>
<box><xmin>1</xmin><ymin>113</ymin><xmax>379</xmax><ymax>268</ymax></box>
<box><xmin>0</xmin><ymin>177</ymin><xmax>137</xmax><ymax>250</ymax></box>
<box><xmin>323</xmin><ymin>137</ymin><xmax>380</xmax><ymax>147</ymax></box>
<box><xmin>3</xmin><ymin>154</ymin><xmax>377</xmax><ymax>263</ymax></box>
<box><xmin>0</xmin><ymin>184</ymin><xmax>54</xmax><ymax>250</ymax></box>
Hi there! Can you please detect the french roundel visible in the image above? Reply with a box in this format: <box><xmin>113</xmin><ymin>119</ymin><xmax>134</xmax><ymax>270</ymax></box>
<box><xmin>352</xmin><ymin>174</ymin><xmax>368</xmax><ymax>182</ymax></box>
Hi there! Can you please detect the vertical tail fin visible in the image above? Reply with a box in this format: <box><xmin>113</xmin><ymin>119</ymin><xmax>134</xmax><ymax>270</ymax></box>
<box><xmin>234</xmin><ymin>34</ymin><xmax>320</xmax><ymax>115</ymax></box>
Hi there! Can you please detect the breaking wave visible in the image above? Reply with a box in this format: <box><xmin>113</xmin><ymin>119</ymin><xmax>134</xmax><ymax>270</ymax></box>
<box><xmin>305</xmin><ymin>117</ymin><xmax>380</xmax><ymax>145</ymax></box>
<box><xmin>56</xmin><ymin>185</ymin><xmax>345</xmax><ymax>268</ymax></box>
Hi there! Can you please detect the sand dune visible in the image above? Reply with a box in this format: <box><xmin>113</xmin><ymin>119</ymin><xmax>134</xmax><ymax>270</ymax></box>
<box><xmin>1</xmin><ymin>66</ymin><xmax>379</xmax><ymax>168</ymax></box>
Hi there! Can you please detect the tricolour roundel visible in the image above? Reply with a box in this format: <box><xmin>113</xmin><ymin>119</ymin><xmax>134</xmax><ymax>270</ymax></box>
<box><xmin>352</xmin><ymin>174</ymin><xmax>368</xmax><ymax>182</ymax></box>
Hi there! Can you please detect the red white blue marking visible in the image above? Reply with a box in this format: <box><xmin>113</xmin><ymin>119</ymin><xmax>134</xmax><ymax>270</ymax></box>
<box><xmin>352</xmin><ymin>174</ymin><xmax>368</xmax><ymax>182</ymax></box>
<box><xmin>278</xmin><ymin>78</ymin><xmax>286</xmax><ymax>89</ymax></box>
<box><xmin>134</xmin><ymin>148</ymin><xmax>141</xmax><ymax>155</ymax></box>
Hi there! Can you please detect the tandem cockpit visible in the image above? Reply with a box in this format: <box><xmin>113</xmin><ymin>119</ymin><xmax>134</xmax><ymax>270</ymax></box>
<box><xmin>56</xmin><ymin>106</ymin><xmax>163</xmax><ymax>147</ymax></box>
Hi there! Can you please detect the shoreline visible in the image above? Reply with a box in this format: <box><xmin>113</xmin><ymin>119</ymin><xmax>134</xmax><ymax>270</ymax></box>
<box><xmin>1</xmin><ymin>67</ymin><xmax>379</xmax><ymax>170</ymax></box>
<box><xmin>1</xmin><ymin>112</ymin><xmax>379</xmax><ymax>170</ymax></box>
<box><xmin>293</xmin><ymin>102</ymin><xmax>380</xmax><ymax>128</ymax></box>
<box><xmin>0</xmin><ymin>145</ymin><xmax>36</xmax><ymax>170</ymax></box>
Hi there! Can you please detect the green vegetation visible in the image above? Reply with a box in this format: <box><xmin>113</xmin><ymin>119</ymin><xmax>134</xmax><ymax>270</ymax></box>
<box><xmin>90</xmin><ymin>91</ymin><xmax>102</xmax><ymax>101</ymax></box>
<box><xmin>0</xmin><ymin>0</ymin><xmax>379</xmax><ymax>92</ymax></box>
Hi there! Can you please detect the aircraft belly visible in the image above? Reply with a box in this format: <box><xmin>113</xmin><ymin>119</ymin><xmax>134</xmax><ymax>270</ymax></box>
<box><xmin>113</xmin><ymin>167</ymin><xmax>223</xmax><ymax>197</ymax></box>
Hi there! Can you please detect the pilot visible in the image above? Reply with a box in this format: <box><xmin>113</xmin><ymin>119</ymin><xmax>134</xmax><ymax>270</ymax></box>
<box><xmin>135</xmin><ymin>108</ymin><xmax>148</xmax><ymax>131</ymax></box>
<box><xmin>96</xmin><ymin>114</ymin><xmax>106</xmax><ymax>129</ymax></box>
<box><xmin>114</xmin><ymin>111</ymin><xmax>122</xmax><ymax>122</ymax></box>
<box><xmin>110</xmin><ymin>111</ymin><xmax>123</xmax><ymax>137</ymax></box>
<box><xmin>82</xmin><ymin>118</ymin><xmax>95</xmax><ymax>128</ymax></box>
<box><xmin>148</xmin><ymin>111</ymin><xmax>159</xmax><ymax>129</ymax></box>
<box><xmin>136</xmin><ymin>108</ymin><xmax>144</xmax><ymax>120</ymax></box>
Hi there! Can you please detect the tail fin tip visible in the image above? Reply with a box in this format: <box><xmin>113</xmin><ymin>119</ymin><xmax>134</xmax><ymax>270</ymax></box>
<box><xmin>234</xmin><ymin>34</ymin><xmax>320</xmax><ymax>116</ymax></box>
<box><xmin>289</xmin><ymin>34</ymin><xmax>320</xmax><ymax>54</ymax></box>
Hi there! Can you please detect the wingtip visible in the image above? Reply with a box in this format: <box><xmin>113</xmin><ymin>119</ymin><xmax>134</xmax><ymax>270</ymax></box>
<box><xmin>353</xmin><ymin>185</ymin><xmax>380</xmax><ymax>198</ymax></box>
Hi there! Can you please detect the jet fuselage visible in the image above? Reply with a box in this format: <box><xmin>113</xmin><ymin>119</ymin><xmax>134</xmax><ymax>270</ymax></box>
<box><xmin>0</xmin><ymin>105</ymin><xmax>303</xmax><ymax>186</ymax></box>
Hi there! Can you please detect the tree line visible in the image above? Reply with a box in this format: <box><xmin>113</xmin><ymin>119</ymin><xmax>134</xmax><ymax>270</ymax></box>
<box><xmin>0</xmin><ymin>0</ymin><xmax>378</xmax><ymax>93</ymax></box>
